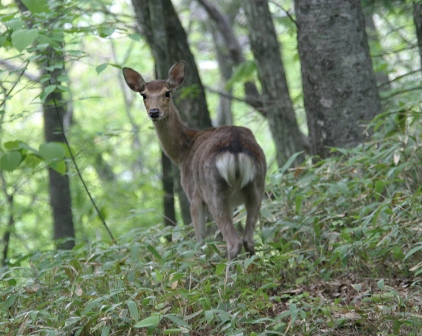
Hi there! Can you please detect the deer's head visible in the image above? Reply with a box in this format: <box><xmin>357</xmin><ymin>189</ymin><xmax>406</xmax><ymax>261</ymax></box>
<box><xmin>123</xmin><ymin>61</ymin><xmax>186</xmax><ymax>122</ymax></box>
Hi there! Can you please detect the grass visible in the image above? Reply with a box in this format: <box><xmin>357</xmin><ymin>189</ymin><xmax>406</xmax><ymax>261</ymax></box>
<box><xmin>1</xmin><ymin>110</ymin><xmax>422</xmax><ymax>335</ymax></box>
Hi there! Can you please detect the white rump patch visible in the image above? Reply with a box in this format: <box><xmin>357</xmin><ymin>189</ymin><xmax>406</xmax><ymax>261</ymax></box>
<box><xmin>215</xmin><ymin>152</ymin><xmax>256</xmax><ymax>188</ymax></box>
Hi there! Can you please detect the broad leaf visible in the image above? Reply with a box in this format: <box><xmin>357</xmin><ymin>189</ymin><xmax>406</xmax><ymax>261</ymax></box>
<box><xmin>11</xmin><ymin>28</ymin><xmax>39</xmax><ymax>52</ymax></box>
<box><xmin>39</xmin><ymin>142</ymin><xmax>65</xmax><ymax>162</ymax></box>
<box><xmin>127</xmin><ymin>300</ymin><xmax>139</xmax><ymax>321</ymax></box>
<box><xmin>21</xmin><ymin>0</ymin><xmax>49</xmax><ymax>13</ymax></box>
<box><xmin>1</xmin><ymin>151</ymin><xmax>22</xmax><ymax>171</ymax></box>
<box><xmin>134</xmin><ymin>315</ymin><xmax>160</xmax><ymax>328</ymax></box>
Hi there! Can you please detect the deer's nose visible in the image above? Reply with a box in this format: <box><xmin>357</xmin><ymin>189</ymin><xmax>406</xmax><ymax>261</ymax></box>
<box><xmin>149</xmin><ymin>109</ymin><xmax>160</xmax><ymax>119</ymax></box>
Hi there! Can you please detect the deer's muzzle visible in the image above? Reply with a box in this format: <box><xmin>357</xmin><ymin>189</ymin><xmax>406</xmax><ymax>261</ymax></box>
<box><xmin>149</xmin><ymin>109</ymin><xmax>160</xmax><ymax>120</ymax></box>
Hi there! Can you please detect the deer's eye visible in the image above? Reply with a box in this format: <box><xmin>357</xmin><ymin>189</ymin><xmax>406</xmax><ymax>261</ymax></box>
<box><xmin>165</xmin><ymin>91</ymin><xmax>171</xmax><ymax>98</ymax></box>
<box><xmin>141</xmin><ymin>93</ymin><xmax>146</xmax><ymax>99</ymax></box>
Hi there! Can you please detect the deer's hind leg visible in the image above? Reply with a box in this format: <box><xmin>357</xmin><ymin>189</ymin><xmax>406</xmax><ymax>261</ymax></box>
<box><xmin>242</xmin><ymin>184</ymin><xmax>263</xmax><ymax>256</ymax></box>
<box><xmin>206</xmin><ymin>197</ymin><xmax>242</xmax><ymax>260</ymax></box>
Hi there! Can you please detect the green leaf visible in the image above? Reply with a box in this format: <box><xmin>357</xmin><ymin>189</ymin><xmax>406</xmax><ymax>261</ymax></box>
<box><xmin>279</xmin><ymin>151</ymin><xmax>304</xmax><ymax>175</ymax></box>
<box><xmin>40</xmin><ymin>85</ymin><xmax>57</xmax><ymax>102</ymax></box>
<box><xmin>377</xmin><ymin>279</ymin><xmax>385</xmax><ymax>290</ymax></box>
<box><xmin>0</xmin><ymin>35</ymin><xmax>6</xmax><ymax>48</ymax></box>
<box><xmin>11</xmin><ymin>28</ymin><xmax>39</xmax><ymax>52</ymax></box>
<box><xmin>39</xmin><ymin>142</ymin><xmax>65</xmax><ymax>162</ymax></box>
<box><xmin>404</xmin><ymin>243</ymin><xmax>422</xmax><ymax>261</ymax></box>
<box><xmin>226</xmin><ymin>60</ymin><xmax>257</xmax><ymax>90</ymax></box>
<box><xmin>127</xmin><ymin>300</ymin><xmax>139</xmax><ymax>321</ymax></box>
<box><xmin>101</xmin><ymin>326</ymin><xmax>111</xmax><ymax>336</ymax></box>
<box><xmin>163</xmin><ymin>329</ymin><xmax>188</xmax><ymax>334</ymax></box>
<box><xmin>215</xmin><ymin>263</ymin><xmax>226</xmax><ymax>276</ymax></box>
<box><xmin>21</xmin><ymin>0</ymin><xmax>49</xmax><ymax>13</ymax></box>
<box><xmin>1</xmin><ymin>152</ymin><xmax>22</xmax><ymax>171</ymax></box>
<box><xmin>128</xmin><ymin>33</ymin><xmax>141</xmax><ymax>41</ymax></box>
<box><xmin>134</xmin><ymin>315</ymin><xmax>161</xmax><ymax>328</ymax></box>
<box><xmin>204</xmin><ymin>310</ymin><xmax>214</xmax><ymax>323</ymax></box>
<box><xmin>96</xmin><ymin>63</ymin><xmax>108</xmax><ymax>74</ymax></box>
<box><xmin>8</xmin><ymin>279</ymin><xmax>17</xmax><ymax>286</ymax></box>
<box><xmin>26</xmin><ymin>154</ymin><xmax>42</xmax><ymax>169</ymax></box>
<box><xmin>97</xmin><ymin>27</ymin><xmax>115</xmax><ymax>38</ymax></box>
<box><xmin>165</xmin><ymin>314</ymin><xmax>190</xmax><ymax>329</ymax></box>
<box><xmin>374</xmin><ymin>180</ymin><xmax>384</xmax><ymax>201</ymax></box>
<box><xmin>295</xmin><ymin>195</ymin><xmax>303</xmax><ymax>214</ymax></box>
<box><xmin>4</xmin><ymin>141</ymin><xmax>21</xmax><ymax>150</ymax></box>
<box><xmin>82</xmin><ymin>299</ymin><xmax>101</xmax><ymax>315</ymax></box>
<box><xmin>146</xmin><ymin>245</ymin><xmax>162</xmax><ymax>260</ymax></box>
<box><xmin>6</xmin><ymin>18</ymin><xmax>24</xmax><ymax>30</ymax></box>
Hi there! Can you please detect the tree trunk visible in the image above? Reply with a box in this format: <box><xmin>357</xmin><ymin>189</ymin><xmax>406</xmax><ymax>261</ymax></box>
<box><xmin>363</xmin><ymin>5</ymin><xmax>391</xmax><ymax>90</ymax></box>
<box><xmin>294</xmin><ymin>0</ymin><xmax>382</xmax><ymax>158</ymax></box>
<box><xmin>16</xmin><ymin>0</ymin><xmax>75</xmax><ymax>249</ymax></box>
<box><xmin>147</xmin><ymin>0</ymin><xmax>177</xmax><ymax>230</ymax></box>
<box><xmin>210</xmin><ymin>21</ymin><xmax>234</xmax><ymax>126</ymax></box>
<box><xmin>413</xmin><ymin>1</ymin><xmax>422</xmax><ymax>71</ymax></box>
<box><xmin>243</xmin><ymin>0</ymin><xmax>305</xmax><ymax>167</ymax></box>
<box><xmin>41</xmin><ymin>48</ymin><xmax>75</xmax><ymax>250</ymax></box>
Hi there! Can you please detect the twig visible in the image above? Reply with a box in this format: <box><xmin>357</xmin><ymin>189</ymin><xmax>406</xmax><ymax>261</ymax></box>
<box><xmin>378</xmin><ymin>68</ymin><xmax>422</xmax><ymax>89</ymax></box>
<box><xmin>0</xmin><ymin>61</ymin><xmax>30</xmax><ymax>110</ymax></box>
<box><xmin>269</xmin><ymin>1</ymin><xmax>297</xmax><ymax>27</ymax></box>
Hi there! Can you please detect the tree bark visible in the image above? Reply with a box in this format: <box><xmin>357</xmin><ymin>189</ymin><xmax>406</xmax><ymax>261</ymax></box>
<box><xmin>413</xmin><ymin>1</ymin><xmax>422</xmax><ymax>71</ymax></box>
<box><xmin>1</xmin><ymin>173</ymin><xmax>14</xmax><ymax>266</ymax></box>
<box><xmin>147</xmin><ymin>0</ymin><xmax>177</xmax><ymax>230</ymax></box>
<box><xmin>16</xmin><ymin>0</ymin><xmax>75</xmax><ymax>249</ymax></box>
<box><xmin>196</xmin><ymin>0</ymin><xmax>266</xmax><ymax>118</ymax></box>
<box><xmin>294</xmin><ymin>0</ymin><xmax>382</xmax><ymax>158</ymax></box>
<box><xmin>41</xmin><ymin>49</ymin><xmax>75</xmax><ymax>250</ymax></box>
<box><xmin>363</xmin><ymin>5</ymin><xmax>391</xmax><ymax>90</ymax></box>
<box><xmin>208</xmin><ymin>12</ymin><xmax>234</xmax><ymax>126</ymax></box>
<box><xmin>243</xmin><ymin>0</ymin><xmax>305</xmax><ymax>167</ymax></box>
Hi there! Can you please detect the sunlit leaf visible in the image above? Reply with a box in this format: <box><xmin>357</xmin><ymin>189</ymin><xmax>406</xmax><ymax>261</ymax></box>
<box><xmin>11</xmin><ymin>28</ymin><xmax>39</xmax><ymax>52</ymax></box>
<box><xmin>225</xmin><ymin>60</ymin><xmax>257</xmax><ymax>90</ymax></box>
<box><xmin>39</xmin><ymin>142</ymin><xmax>65</xmax><ymax>162</ymax></box>
<box><xmin>21</xmin><ymin>0</ymin><xmax>49</xmax><ymax>13</ymax></box>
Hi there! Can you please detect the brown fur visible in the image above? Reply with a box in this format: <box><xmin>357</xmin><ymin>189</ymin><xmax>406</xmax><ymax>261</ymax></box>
<box><xmin>123</xmin><ymin>61</ymin><xmax>266</xmax><ymax>260</ymax></box>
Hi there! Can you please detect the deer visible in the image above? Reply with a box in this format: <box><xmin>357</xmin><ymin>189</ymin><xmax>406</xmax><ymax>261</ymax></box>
<box><xmin>122</xmin><ymin>61</ymin><xmax>266</xmax><ymax>260</ymax></box>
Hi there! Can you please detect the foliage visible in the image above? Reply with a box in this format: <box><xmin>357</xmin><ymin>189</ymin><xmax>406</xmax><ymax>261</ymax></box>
<box><xmin>1</xmin><ymin>111</ymin><xmax>421</xmax><ymax>335</ymax></box>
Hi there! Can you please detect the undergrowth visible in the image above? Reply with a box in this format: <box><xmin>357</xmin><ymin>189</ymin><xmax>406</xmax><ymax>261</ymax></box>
<box><xmin>1</xmin><ymin>110</ymin><xmax>421</xmax><ymax>335</ymax></box>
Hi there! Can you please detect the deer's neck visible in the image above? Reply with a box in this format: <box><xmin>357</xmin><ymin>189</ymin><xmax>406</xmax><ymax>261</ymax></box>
<box><xmin>154</xmin><ymin>107</ymin><xmax>197</xmax><ymax>166</ymax></box>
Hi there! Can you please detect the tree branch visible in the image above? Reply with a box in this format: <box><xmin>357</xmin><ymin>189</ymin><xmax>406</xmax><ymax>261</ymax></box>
<box><xmin>196</xmin><ymin>0</ymin><xmax>266</xmax><ymax>115</ymax></box>
<box><xmin>0</xmin><ymin>59</ymin><xmax>40</xmax><ymax>82</ymax></box>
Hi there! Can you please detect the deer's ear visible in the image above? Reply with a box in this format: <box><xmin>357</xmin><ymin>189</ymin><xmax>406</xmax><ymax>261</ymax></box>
<box><xmin>123</xmin><ymin>67</ymin><xmax>145</xmax><ymax>92</ymax></box>
<box><xmin>167</xmin><ymin>61</ymin><xmax>186</xmax><ymax>89</ymax></box>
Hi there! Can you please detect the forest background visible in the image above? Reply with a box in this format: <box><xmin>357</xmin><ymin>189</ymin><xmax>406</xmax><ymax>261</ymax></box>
<box><xmin>1</xmin><ymin>0</ymin><xmax>422</xmax><ymax>334</ymax></box>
